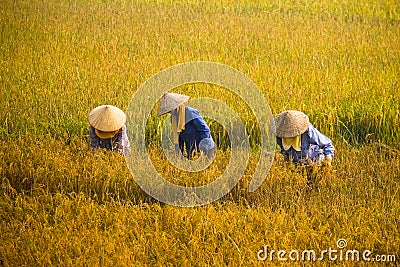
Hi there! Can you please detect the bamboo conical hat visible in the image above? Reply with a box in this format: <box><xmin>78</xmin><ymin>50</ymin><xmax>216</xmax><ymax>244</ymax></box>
<box><xmin>271</xmin><ymin>110</ymin><xmax>310</xmax><ymax>138</ymax></box>
<box><xmin>157</xmin><ymin>93</ymin><xmax>190</xmax><ymax>116</ymax></box>
<box><xmin>88</xmin><ymin>105</ymin><xmax>126</xmax><ymax>132</ymax></box>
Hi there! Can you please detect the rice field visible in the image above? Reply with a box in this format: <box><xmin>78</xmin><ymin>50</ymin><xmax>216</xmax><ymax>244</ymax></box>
<box><xmin>1</xmin><ymin>0</ymin><xmax>399</xmax><ymax>265</ymax></box>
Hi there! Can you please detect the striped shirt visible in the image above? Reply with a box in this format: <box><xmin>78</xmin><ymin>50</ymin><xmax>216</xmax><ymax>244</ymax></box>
<box><xmin>89</xmin><ymin>125</ymin><xmax>130</xmax><ymax>155</ymax></box>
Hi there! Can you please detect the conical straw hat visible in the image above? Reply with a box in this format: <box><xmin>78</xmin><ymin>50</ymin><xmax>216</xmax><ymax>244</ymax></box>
<box><xmin>271</xmin><ymin>110</ymin><xmax>310</xmax><ymax>138</ymax></box>
<box><xmin>157</xmin><ymin>93</ymin><xmax>190</xmax><ymax>116</ymax></box>
<box><xmin>88</xmin><ymin>105</ymin><xmax>126</xmax><ymax>132</ymax></box>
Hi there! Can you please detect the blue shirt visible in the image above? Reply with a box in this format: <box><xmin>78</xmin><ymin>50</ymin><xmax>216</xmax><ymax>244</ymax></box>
<box><xmin>89</xmin><ymin>125</ymin><xmax>130</xmax><ymax>154</ymax></box>
<box><xmin>276</xmin><ymin>123</ymin><xmax>334</xmax><ymax>163</ymax></box>
<box><xmin>178</xmin><ymin>106</ymin><xmax>213</xmax><ymax>158</ymax></box>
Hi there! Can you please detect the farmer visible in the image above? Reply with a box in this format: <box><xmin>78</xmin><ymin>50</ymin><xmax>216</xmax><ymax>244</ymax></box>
<box><xmin>157</xmin><ymin>92</ymin><xmax>215</xmax><ymax>160</ymax></box>
<box><xmin>88</xmin><ymin>105</ymin><xmax>130</xmax><ymax>155</ymax></box>
<box><xmin>271</xmin><ymin>110</ymin><xmax>334</xmax><ymax>165</ymax></box>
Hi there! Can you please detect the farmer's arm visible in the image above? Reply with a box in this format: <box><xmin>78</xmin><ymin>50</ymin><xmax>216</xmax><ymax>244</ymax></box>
<box><xmin>276</xmin><ymin>137</ymin><xmax>289</xmax><ymax>161</ymax></box>
<box><xmin>120</xmin><ymin>126</ymin><xmax>130</xmax><ymax>155</ymax></box>
<box><xmin>307</xmin><ymin>126</ymin><xmax>335</xmax><ymax>157</ymax></box>
<box><xmin>89</xmin><ymin>126</ymin><xmax>100</xmax><ymax>149</ymax></box>
<box><xmin>192</xmin><ymin>117</ymin><xmax>211</xmax><ymax>139</ymax></box>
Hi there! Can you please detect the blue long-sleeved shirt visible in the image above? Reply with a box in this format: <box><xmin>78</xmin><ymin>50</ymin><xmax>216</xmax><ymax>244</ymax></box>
<box><xmin>276</xmin><ymin>123</ymin><xmax>334</xmax><ymax>163</ymax></box>
<box><xmin>89</xmin><ymin>125</ymin><xmax>130</xmax><ymax>154</ymax></box>
<box><xmin>177</xmin><ymin>106</ymin><xmax>213</xmax><ymax>158</ymax></box>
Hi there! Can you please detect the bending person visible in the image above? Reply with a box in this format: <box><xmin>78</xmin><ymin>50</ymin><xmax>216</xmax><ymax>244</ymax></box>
<box><xmin>157</xmin><ymin>93</ymin><xmax>215</xmax><ymax>160</ymax></box>
<box><xmin>88</xmin><ymin>105</ymin><xmax>130</xmax><ymax>155</ymax></box>
<box><xmin>271</xmin><ymin>110</ymin><xmax>334</xmax><ymax>165</ymax></box>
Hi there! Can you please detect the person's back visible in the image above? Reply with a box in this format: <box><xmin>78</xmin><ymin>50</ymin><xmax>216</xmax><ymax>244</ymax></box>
<box><xmin>178</xmin><ymin>106</ymin><xmax>213</xmax><ymax>159</ymax></box>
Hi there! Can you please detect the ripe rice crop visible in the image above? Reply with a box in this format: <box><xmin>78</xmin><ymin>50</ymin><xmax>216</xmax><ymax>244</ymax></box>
<box><xmin>1</xmin><ymin>0</ymin><xmax>399</xmax><ymax>265</ymax></box>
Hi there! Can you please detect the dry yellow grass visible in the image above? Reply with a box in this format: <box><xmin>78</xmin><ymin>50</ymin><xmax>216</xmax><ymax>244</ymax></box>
<box><xmin>1</xmin><ymin>0</ymin><xmax>399</xmax><ymax>265</ymax></box>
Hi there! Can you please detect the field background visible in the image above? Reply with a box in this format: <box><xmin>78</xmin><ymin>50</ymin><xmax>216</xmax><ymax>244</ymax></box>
<box><xmin>1</xmin><ymin>0</ymin><xmax>399</xmax><ymax>266</ymax></box>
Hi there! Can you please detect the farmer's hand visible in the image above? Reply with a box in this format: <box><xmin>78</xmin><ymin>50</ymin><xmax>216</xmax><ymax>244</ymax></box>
<box><xmin>283</xmin><ymin>155</ymin><xmax>289</xmax><ymax>162</ymax></box>
<box><xmin>325</xmin><ymin>155</ymin><xmax>333</xmax><ymax>165</ymax></box>
<box><xmin>174</xmin><ymin>144</ymin><xmax>181</xmax><ymax>154</ymax></box>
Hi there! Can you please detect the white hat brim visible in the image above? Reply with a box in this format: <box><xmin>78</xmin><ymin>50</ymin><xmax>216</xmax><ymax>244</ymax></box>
<box><xmin>157</xmin><ymin>93</ymin><xmax>190</xmax><ymax>116</ymax></box>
